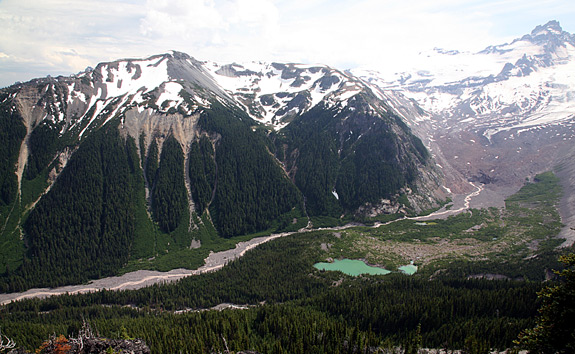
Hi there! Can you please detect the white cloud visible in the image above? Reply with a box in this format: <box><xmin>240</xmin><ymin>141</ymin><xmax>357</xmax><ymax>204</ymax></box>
<box><xmin>138</xmin><ymin>0</ymin><xmax>280</xmax><ymax>39</ymax></box>
<box><xmin>0</xmin><ymin>0</ymin><xmax>574</xmax><ymax>87</ymax></box>
<box><xmin>0</xmin><ymin>0</ymin><xmax>150</xmax><ymax>86</ymax></box>
<box><xmin>227</xmin><ymin>0</ymin><xmax>279</xmax><ymax>28</ymax></box>
<box><xmin>140</xmin><ymin>0</ymin><xmax>225</xmax><ymax>38</ymax></box>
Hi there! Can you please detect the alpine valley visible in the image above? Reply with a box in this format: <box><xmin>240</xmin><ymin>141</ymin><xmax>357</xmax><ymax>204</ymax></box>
<box><xmin>1</xmin><ymin>20</ymin><xmax>575</xmax><ymax>290</ymax></box>
<box><xmin>0</xmin><ymin>49</ymin><xmax>447</xmax><ymax>291</ymax></box>
<box><xmin>0</xmin><ymin>20</ymin><xmax>575</xmax><ymax>354</ymax></box>
<box><xmin>355</xmin><ymin>20</ymin><xmax>575</xmax><ymax>221</ymax></box>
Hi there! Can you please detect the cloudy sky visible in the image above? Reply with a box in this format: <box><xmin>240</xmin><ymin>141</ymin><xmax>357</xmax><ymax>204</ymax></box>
<box><xmin>1</xmin><ymin>0</ymin><xmax>574</xmax><ymax>87</ymax></box>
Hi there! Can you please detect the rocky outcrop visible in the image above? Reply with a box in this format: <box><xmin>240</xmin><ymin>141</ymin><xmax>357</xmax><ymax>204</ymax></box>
<box><xmin>7</xmin><ymin>324</ymin><xmax>151</xmax><ymax>354</ymax></box>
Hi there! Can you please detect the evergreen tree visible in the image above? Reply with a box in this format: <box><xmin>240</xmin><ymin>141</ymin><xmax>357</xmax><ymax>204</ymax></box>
<box><xmin>0</xmin><ymin>93</ymin><xmax>26</xmax><ymax>206</ymax></box>
<box><xmin>151</xmin><ymin>136</ymin><xmax>188</xmax><ymax>233</ymax></box>
<box><xmin>8</xmin><ymin>124</ymin><xmax>139</xmax><ymax>290</ymax></box>
<box><xmin>517</xmin><ymin>253</ymin><xmax>575</xmax><ymax>353</ymax></box>
<box><xmin>24</xmin><ymin>120</ymin><xmax>60</xmax><ymax>180</ymax></box>
<box><xmin>198</xmin><ymin>102</ymin><xmax>302</xmax><ymax>237</ymax></box>
<box><xmin>145</xmin><ymin>139</ymin><xmax>159</xmax><ymax>188</ymax></box>
<box><xmin>188</xmin><ymin>136</ymin><xmax>216</xmax><ymax>215</ymax></box>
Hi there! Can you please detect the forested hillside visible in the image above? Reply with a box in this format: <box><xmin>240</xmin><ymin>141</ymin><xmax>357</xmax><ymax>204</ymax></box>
<box><xmin>0</xmin><ymin>52</ymin><xmax>444</xmax><ymax>292</ymax></box>
<box><xmin>274</xmin><ymin>95</ymin><xmax>429</xmax><ymax>218</ymax></box>
<box><xmin>0</xmin><ymin>230</ymin><xmax>548</xmax><ymax>353</ymax></box>
<box><xmin>198</xmin><ymin>103</ymin><xmax>303</xmax><ymax>237</ymax></box>
<box><xmin>3</xmin><ymin>125</ymin><xmax>139</xmax><ymax>290</ymax></box>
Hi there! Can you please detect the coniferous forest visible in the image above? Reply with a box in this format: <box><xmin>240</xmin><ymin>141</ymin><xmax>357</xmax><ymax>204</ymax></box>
<box><xmin>0</xmin><ymin>102</ymin><xmax>306</xmax><ymax>291</ymax></box>
<box><xmin>0</xmin><ymin>231</ymin><xmax>554</xmax><ymax>353</ymax></box>
<box><xmin>0</xmin><ymin>71</ymin><xmax>574</xmax><ymax>354</ymax></box>
<box><xmin>7</xmin><ymin>125</ymin><xmax>139</xmax><ymax>290</ymax></box>
<box><xmin>0</xmin><ymin>81</ymin><xmax>437</xmax><ymax>293</ymax></box>
<box><xmin>0</xmin><ymin>89</ymin><xmax>26</xmax><ymax>207</ymax></box>
<box><xmin>198</xmin><ymin>103</ymin><xmax>303</xmax><ymax>237</ymax></box>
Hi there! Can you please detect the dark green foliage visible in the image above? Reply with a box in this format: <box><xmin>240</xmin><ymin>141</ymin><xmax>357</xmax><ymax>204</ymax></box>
<box><xmin>2</xmin><ymin>232</ymin><xmax>542</xmax><ymax>353</ymax></box>
<box><xmin>199</xmin><ymin>102</ymin><xmax>303</xmax><ymax>237</ymax></box>
<box><xmin>145</xmin><ymin>139</ymin><xmax>158</xmax><ymax>188</ymax></box>
<box><xmin>151</xmin><ymin>136</ymin><xmax>187</xmax><ymax>233</ymax></box>
<box><xmin>0</xmin><ymin>93</ymin><xmax>26</xmax><ymax>206</ymax></box>
<box><xmin>274</xmin><ymin>96</ymin><xmax>428</xmax><ymax>217</ymax></box>
<box><xmin>336</xmin><ymin>131</ymin><xmax>410</xmax><ymax>210</ymax></box>
<box><xmin>506</xmin><ymin>171</ymin><xmax>562</xmax><ymax>205</ymax></box>
<box><xmin>0</xmin><ymin>95</ymin><xmax>28</xmax><ymax>273</ymax></box>
<box><xmin>0</xmin><ymin>125</ymin><xmax>139</xmax><ymax>291</ymax></box>
<box><xmin>24</xmin><ymin>120</ymin><xmax>60</xmax><ymax>180</ymax></box>
<box><xmin>138</xmin><ymin>133</ymin><xmax>146</xmax><ymax>166</ymax></box>
<box><xmin>517</xmin><ymin>253</ymin><xmax>575</xmax><ymax>353</ymax></box>
<box><xmin>292</xmin><ymin>129</ymin><xmax>341</xmax><ymax>217</ymax></box>
<box><xmin>436</xmin><ymin>250</ymin><xmax>565</xmax><ymax>282</ymax></box>
<box><xmin>274</xmin><ymin>105</ymin><xmax>343</xmax><ymax>217</ymax></box>
<box><xmin>303</xmin><ymin>277</ymin><xmax>539</xmax><ymax>350</ymax></box>
<box><xmin>188</xmin><ymin>136</ymin><xmax>216</xmax><ymax>215</ymax></box>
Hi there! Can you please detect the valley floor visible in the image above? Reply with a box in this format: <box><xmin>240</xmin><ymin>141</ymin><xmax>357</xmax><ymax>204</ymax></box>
<box><xmin>0</xmin><ymin>233</ymin><xmax>287</xmax><ymax>305</ymax></box>
<box><xmin>0</xmin><ymin>182</ymin><xmax>523</xmax><ymax>305</ymax></box>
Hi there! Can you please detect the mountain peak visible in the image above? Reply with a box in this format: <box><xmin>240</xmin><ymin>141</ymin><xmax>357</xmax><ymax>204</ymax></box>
<box><xmin>531</xmin><ymin>20</ymin><xmax>563</xmax><ymax>36</ymax></box>
<box><xmin>521</xmin><ymin>20</ymin><xmax>575</xmax><ymax>48</ymax></box>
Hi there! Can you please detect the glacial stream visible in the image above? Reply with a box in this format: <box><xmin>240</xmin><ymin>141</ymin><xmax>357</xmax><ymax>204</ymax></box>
<box><xmin>0</xmin><ymin>182</ymin><xmax>483</xmax><ymax>306</ymax></box>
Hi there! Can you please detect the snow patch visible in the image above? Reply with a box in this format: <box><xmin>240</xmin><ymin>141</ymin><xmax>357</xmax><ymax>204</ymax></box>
<box><xmin>99</xmin><ymin>57</ymin><xmax>170</xmax><ymax>100</ymax></box>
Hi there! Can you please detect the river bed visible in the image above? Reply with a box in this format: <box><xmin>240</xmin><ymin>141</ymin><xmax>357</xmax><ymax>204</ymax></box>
<box><xmin>0</xmin><ymin>183</ymin><xmax>483</xmax><ymax>306</ymax></box>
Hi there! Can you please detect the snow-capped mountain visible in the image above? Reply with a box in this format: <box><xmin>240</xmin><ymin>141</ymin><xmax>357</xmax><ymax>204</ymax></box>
<box><xmin>355</xmin><ymin>21</ymin><xmax>575</xmax><ymax>241</ymax></box>
<box><xmin>355</xmin><ymin>20</ymin><xmax>575</xmax><ymax>139</ymax></box>
<box><xmin>14</xmin><ymin>51</ymin><xmax>398</xmax><ymax>138</ymax></box>
<box><xmin>0</xmin><ymin>51</ymin><xmax>448</xmax><ymax>291</ymax></box>
<box><xmin>205</xmin><ymin>61</ymin><xmax>369</xmax><ymax>130</ymax></box>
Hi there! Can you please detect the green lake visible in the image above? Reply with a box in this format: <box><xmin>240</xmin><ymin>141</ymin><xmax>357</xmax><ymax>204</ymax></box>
<box><xmin>314</xmin><ymin>259</ymin><xmax>417</xmax><ymax>276</ymax></box>
<box><xmin>398</xmin><ymin>264</ymin><xmax>418</xmax><ymax>275</ymax></box>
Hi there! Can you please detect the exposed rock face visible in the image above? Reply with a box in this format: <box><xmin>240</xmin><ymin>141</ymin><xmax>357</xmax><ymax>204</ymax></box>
<box><xmin>2</xmin><ymin>51</ymin><xmax>446</xmax><ymax>225</ymax></box>
<box><xmin>0</xmin><ymin>50</ymin><xmax>448</xmax><ymax>292</ymax></box>
<box><xmin>354</xmin><ymin>21</ymin><xmax>575</xmax><ymax>234</ymax></box>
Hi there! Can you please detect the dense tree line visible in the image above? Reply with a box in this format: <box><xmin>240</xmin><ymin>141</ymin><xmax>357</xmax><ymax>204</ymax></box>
<box><xmin>273</xmin><ymin>95</ymin><xmax>429</xmax><ymax>216</ymax></box>
<box><xmin>150</xmin><ymin>136</ymin><xmax>188</xmax><ymax>233</ymax></box>
<box><xmin>144</xmin><ymin>138</ymin><xmax>158</xmax><ymax>188</ymax></box>
<box><xmin>0</xmin><ymin>91</ymin><xmax>26</xmax><ymax>206</ymax></box>
<box><xmin>23</xmin><ymin>82</ymin><xmax>70</xmax><ymax>181</ymax></box>
<box><xmin>0</xmin><ymin>231</ymin><xmax>543</xmax><ymax>353</ymax></box>
<box><xmin>274</xmin><ymin>105</ymin><xmax>342</xmax><ymax>217</ymax></box>
<box><xmin>188</xmin><ymin>136</ymin><xmax>216</xmax><ymax>215</ymax></box>
<box><xmin>0</xmin><ymin>125</ymin><xmax>139</xmax><ymax>291</ymax></box>
<box><xmin>23</xmin><ymin>120</ymin><xmax>61</xmax><ymax>180</ymax></box>
<box><xmin>337</xmin><ymin>130</ymin><xmax>410</xmax><ymax>210</ymax></box>
<box><xmin>2</xmin><ymin>284</ymin><xmax>541</xmax><ymax>353</ymax></box>
<box><xmin>0</xmin><ymin>89</ymin><xmax>436</xmax><ymax>292</ymax></box>
<box><xmin>198</xmin><ymin>103</ymin><xmax>303</xmax><ymax>237</ymax></box>
<box><xmin>0</xmin><ymin>100</ymin><xmax>309</xmax><ymax>290</ymax></box>
<box><xmin>517</xmin><ymin>253</ymin><xmax>575</xmax><ymax>353</ymax></box>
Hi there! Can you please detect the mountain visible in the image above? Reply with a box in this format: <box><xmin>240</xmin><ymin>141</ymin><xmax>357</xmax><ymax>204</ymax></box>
<box><xmin>355</xmin><ymin>20</ymin><xmax>575</xmax><ymax>243</ymax></box>
<box><xmin>355</xmin><ymin>21</ymin><xmax>575</xmax><ymax>178</ymax></box>
<box><xmin>356</xmin><ymin>20</ymin><xmax>575</xmax><ymax>133</ymax></box>
<box><xmin>0</xmin><ymin>52</ymin><xmax>446</xmax><ymax>291</ymax></box>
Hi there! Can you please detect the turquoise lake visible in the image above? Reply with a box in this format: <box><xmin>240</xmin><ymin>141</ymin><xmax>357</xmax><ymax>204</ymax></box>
<box><xmin>398</xmin><ymin>264</ymin><xmax>418</xmax><ymax>275</ymax></box>
<box><xmin>314</xmin><ymin>259</ymin><xmax>417</xmax><ymax>276</ymax></box>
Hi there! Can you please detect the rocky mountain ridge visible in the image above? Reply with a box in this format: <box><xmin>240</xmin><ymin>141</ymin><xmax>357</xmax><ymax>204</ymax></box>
<box><xmin>355</xmin><ymin>21</ymin><xmax>575</xmax><ymax>138</ymax></box>
<box><xmin>355</xmin><ymin>21</ymin><xmax>575</xmax><ymax>245</ymax></box>
<box><xmin>0</xmin><ymin>51</ymin><xmax>446</xmax><ymax>291</ymax></box>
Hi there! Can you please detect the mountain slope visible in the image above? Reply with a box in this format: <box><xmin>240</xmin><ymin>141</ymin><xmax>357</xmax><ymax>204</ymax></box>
<box><xmin>355</xmin><ymin>20</ymin><xmax>575</xmax><ymax>244</ymax></box>
<box><xmin>356</xmin><ymin>21</ymin><xmax>575</xmax><ymax>137</ymax></box>
<box><xmin>0</xmin><ymin>52</ymin><xmax>446</xmax><ymax>291</ymax></box>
